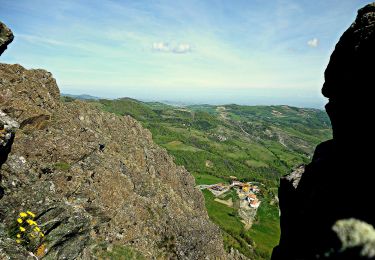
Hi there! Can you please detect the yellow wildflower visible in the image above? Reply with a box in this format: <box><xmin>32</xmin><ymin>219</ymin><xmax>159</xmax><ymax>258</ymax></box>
<box><xmin>40</xmin><ymin>233</ymin><xmax>44</xmax><ymax>237</ymax></box>
<box><xmin>17</xmin><ymin>218</ymin><xmax>23</xmax><ymax>224</ymax></box>
<box><xmin>19</xmin><ymin>226</ymin><xmax>26</xmax><ymax>232</ymax></box>
<box><xmin>26</xmin><ymin>211</ymin><xmax>36</xmax><ymax>218</ymax></box>
<box><xmin>26</xmin><ymin>219</ymin><xmax>37</xmax><ymax>226</ymax></box>
<box><xmin>30</xmin><ymin>233</ymin><xmax>36</xmax><ymax>238</ymax></box>
<box><xmin>33</xmin><ymin>226</ymin><xmax>41</xmax><ymax>232</ymax></box>
<box><xmin>16</xmin><ymin>239</ymin><xmax>21</xmax><ymax>244</ymax></box>
<box><xmin>16</xmin><ymin>234</ymin><xmax>21</xmax><ymax>238</ymax></box>
<box><xmin>19</xmin><ymin>212</ymin><xmax>27</xmax><ymax>218</ymax></box>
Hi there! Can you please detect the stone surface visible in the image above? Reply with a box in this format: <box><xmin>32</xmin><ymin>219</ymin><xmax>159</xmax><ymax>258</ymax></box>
<box><xmin>332</xmin><ymin>218</ymin><xmax>375</xmax><ymax>258</ymax></box>
<box><xmin>0</xmin><ymin>22</ymin><xmax>14</xmax><ymax>56</ymax></box>
<box><xmin>0</xmin><ymin>64</ymin><xmax>226</xmax><ymax>258</ymax></box>
<box><xmin>272</xmin><ymin>3</ymin><xmax>375</xmax><ymax>259</ymax></box>
<box><xmin>283</xmin><ymin>165</ymin><xmax>304</xmax><ymax>189</ymax></box>
<box><xmin>227</xmin><ymin>248</ymin><xmax>249</xmax><ymax>260</ymax></box>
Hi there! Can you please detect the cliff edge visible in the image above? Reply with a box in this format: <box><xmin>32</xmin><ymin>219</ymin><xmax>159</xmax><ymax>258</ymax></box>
<box><xmin>272</xmin><ymin>3</ymin><xmax>375</xmax><ymax>259</ymax></box>
<box><xmin>0</xmin><ymin>22</ymin><xmax>13</xmax><ymax>56</ymax></box>
<box><xmin>0</xmin><ymin>22</ymin><xmax>225</xmax><ymax>259</ymax></box>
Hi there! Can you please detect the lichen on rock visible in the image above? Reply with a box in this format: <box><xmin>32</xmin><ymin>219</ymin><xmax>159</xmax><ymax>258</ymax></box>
<box><xmin>332</xmin><ymin>218</ymin><xmax>375</xmax><ymax>258</ymax></box>
<box><xmin>0</xmin><ymin>21</ymin><xmax>14</xmax><ymax>55</ymax></box>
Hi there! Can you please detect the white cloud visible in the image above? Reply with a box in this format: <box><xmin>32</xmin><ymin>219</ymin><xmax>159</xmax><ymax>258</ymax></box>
<box><xmin>307</xmin><ymin>38</ymin><xmax>319</xmax><ymax>48</ymax></box>
<box><xmin>152</xmin><ymin>42</ymin><xmax>192</xmax><ymax>54</ymax></box>
<box><xmin>172</xmin><ymin>43</ymin><xmax>192</xmax><ymax>53</ymax></box>
<box><xmin>152</xmin><ymin>42</ymin><xmax>170</xmax><ymax>52</ymax></box>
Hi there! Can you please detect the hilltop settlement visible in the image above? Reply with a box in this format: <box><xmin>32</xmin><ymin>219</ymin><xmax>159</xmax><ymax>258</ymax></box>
<box><xmin>197</xmin><ymin>177</ymin><xmax>263</xmax><ymax>228</ymax></box>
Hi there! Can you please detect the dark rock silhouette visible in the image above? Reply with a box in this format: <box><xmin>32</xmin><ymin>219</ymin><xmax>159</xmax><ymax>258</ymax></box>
<box><xmin>0</xmin><ymin>22</ymin><xmax>14</xmax><ymax>56</ymax></box>
<box><xmin>272</xmin><ymin>2</ymin><xmax>375</xmax><ymax>259</ymax></box>
<box><xmin>0</xmin><ymin>22</ymin><xmax>18</xmax><ymax>196</ymax></box>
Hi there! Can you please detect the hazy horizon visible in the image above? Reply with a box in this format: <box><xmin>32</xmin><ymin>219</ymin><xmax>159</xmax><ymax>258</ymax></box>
<box><xmin>1</xmin><ymin>0</ymin><xmax>371</xmax><ymax>108</ymax></box>
<box><xmin>63</xmin><ymin>87</ymin><xmax>326</xmax><ymax>109</ymax></box>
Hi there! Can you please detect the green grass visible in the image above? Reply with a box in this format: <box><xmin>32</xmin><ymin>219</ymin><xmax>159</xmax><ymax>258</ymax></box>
<box><xmin>203</xmin><ymin>189</ymin><xmax>279</xmax><ymax>259</ymax></box>
<box><xmin>221</xmin><ymin>189</ymin><xmax>239</xmax><ymax>203</ymax></box>
<box><xmin>163</xmin><ymin>140</ymin><xmax>202</xmax><ymax>152</ymax></box>
<box><xmin>54</xmin><ymin>162</ymin><xmax>71</xmax><ymax>171</ymax></box>
<box><xmin>98</xmin><ymin>98</ymin><xmax>158</xmax><ymax>121</ymax></box>
<box><xmin>246</xmin><ymin>160</ymin><xmax>269</xmax><ymax>168</ymax></box>
<box><xmin>248</xmin><ymin>199</ymin><xmax>281</xmax><ymax>258</ymax></box>
<box><xmin>203</xmin><ymin>190</ymin><xmax>243</xmax><ymax>234</ymax></box>
<box><xmin>192</xmin><ymin>173</ymin><xmax>224</xmax><ymax>185</ymax></box>
<box><xmin>95</xmin><ymin>244</ymin><xmax>145</xmax><ymax>259</ymax></box>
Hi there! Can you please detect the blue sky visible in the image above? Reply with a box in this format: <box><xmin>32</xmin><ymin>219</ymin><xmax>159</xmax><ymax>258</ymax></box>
<box><xmin>0</xmin><ymin>0</ymin><xmax>371</xmax><ymax>107</ymax></box>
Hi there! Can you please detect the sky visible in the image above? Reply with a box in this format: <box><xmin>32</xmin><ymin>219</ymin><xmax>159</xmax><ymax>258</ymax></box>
<box><xmin>0</xmin><ymin>0</ymin><xmax>372</xmax><ymax>108</ymax></box>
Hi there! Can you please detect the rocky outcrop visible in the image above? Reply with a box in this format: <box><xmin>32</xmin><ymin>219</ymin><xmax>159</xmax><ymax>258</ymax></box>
<box><xmin>272</xmin><ymin>3</ymin><xmax>375</xmax><ymax>259</ymax></box>
<box><xmin>0</xmin><ymin>25</ymin><xmax>225</xmax><ymax>259</ymax></box>
<box><xmin>332</xmin><ymin>219</ymin><xmax>375</xmax><ymax>258</ymax></box>
<box><xmin>0</xmin><ymin>22</ymin><xmax>14</xmax><ymax>56</ymax></box>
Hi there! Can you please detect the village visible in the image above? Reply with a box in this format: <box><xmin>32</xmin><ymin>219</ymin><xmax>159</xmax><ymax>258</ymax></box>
<box><xmin>197</xmin><ymin>177</ymin><xmax>263</xmax><ymax>229</ymax></box>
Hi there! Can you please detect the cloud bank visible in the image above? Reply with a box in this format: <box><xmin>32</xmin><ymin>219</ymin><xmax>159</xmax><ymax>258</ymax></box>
<box><xmin>152</xmin><ymin>42</ymin><xmax>192</xmax><ymax>54</ymax></box>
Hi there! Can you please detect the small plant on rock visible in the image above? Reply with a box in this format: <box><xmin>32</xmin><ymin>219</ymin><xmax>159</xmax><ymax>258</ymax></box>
<box><xmin>15</xmin><ymin>211</ymin><xmax>44</xmax><ymax>245</ymax></box>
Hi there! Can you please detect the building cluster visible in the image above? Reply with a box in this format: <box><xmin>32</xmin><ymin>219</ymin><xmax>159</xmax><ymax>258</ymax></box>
<box><xmin>245</xmin><ymin>193</ymin><xmax>261</xmax><ymax>209</ymax></box>
<box><xmin>230</xmin><ymin>180</ymin><xmax>260</xmax><ymax>193</ymax></box>
<box><xmin>230</xmin><ymin>179</ymin><xmax>261</xmax><ymax>209</ymax></box>
<box><xmin>198</xmin><ymin>183</ymin><xmax>230</xmax><ymax>196</ymax></box>
<box><xmin>197</xmin><ymin>177</ymin><xmax>262</xmax><ymax>209</ymax></box>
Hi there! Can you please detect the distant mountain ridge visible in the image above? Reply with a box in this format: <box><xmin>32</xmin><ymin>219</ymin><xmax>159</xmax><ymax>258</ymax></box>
<box><xmin>61</xmin><ymin>93</ymin><xmax>102</xmax><ymax>100</ymax></box>
<box><xmin>62</xmin><ymin>92</ymin><xmax>327</xmax><ymax>111</ymax></box>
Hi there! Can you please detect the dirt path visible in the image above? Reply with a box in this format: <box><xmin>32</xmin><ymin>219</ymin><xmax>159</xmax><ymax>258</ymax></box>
<box><xmin>214</xmin><ymin>198</ymin><xmax>233</xmax><ymax>207</ymax></box>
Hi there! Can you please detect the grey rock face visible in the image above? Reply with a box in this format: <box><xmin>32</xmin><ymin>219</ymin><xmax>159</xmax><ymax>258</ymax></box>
<box><xmin>0</xmin><ymin>64</ymin><xmax>225</xmax><ymax>259</ymax></box>
<box><xmin>0</xmin><ymin>22</ymin><xmax>226</xmax><ymax>259</ymax></box>
<box><xmin>0</xmin><ymin>22</ymin><xmax>14</xmax><ymax>56</ymax></box>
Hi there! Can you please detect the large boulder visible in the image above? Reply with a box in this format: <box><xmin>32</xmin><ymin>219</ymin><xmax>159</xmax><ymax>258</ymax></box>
<box><xmin>0</xmin><ymin>22</ymin><xmax>14</xmax><ymax>56</ymax></box>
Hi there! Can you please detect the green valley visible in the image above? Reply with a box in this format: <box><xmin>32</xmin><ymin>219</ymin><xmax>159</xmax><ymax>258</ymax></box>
<box><xmin>64</xmin><ymin>96</ymin><xmax>331</xmax><ymax>259</ymax></box>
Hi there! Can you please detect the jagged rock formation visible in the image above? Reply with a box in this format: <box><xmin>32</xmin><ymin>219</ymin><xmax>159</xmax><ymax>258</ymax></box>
<box><xmin>0</xmin><ymin>22</ymin><xmax>14</xmax><ymax>56</ymax></box>
<box><xmin>272</xmin><ymin>3</ymin><xmax>375</xmax><ymax>259</ymax></box>
<box><xmin>0</xmin><ymin>24</ymin><xmax>226</xmax><ymax>259</ymax></box>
